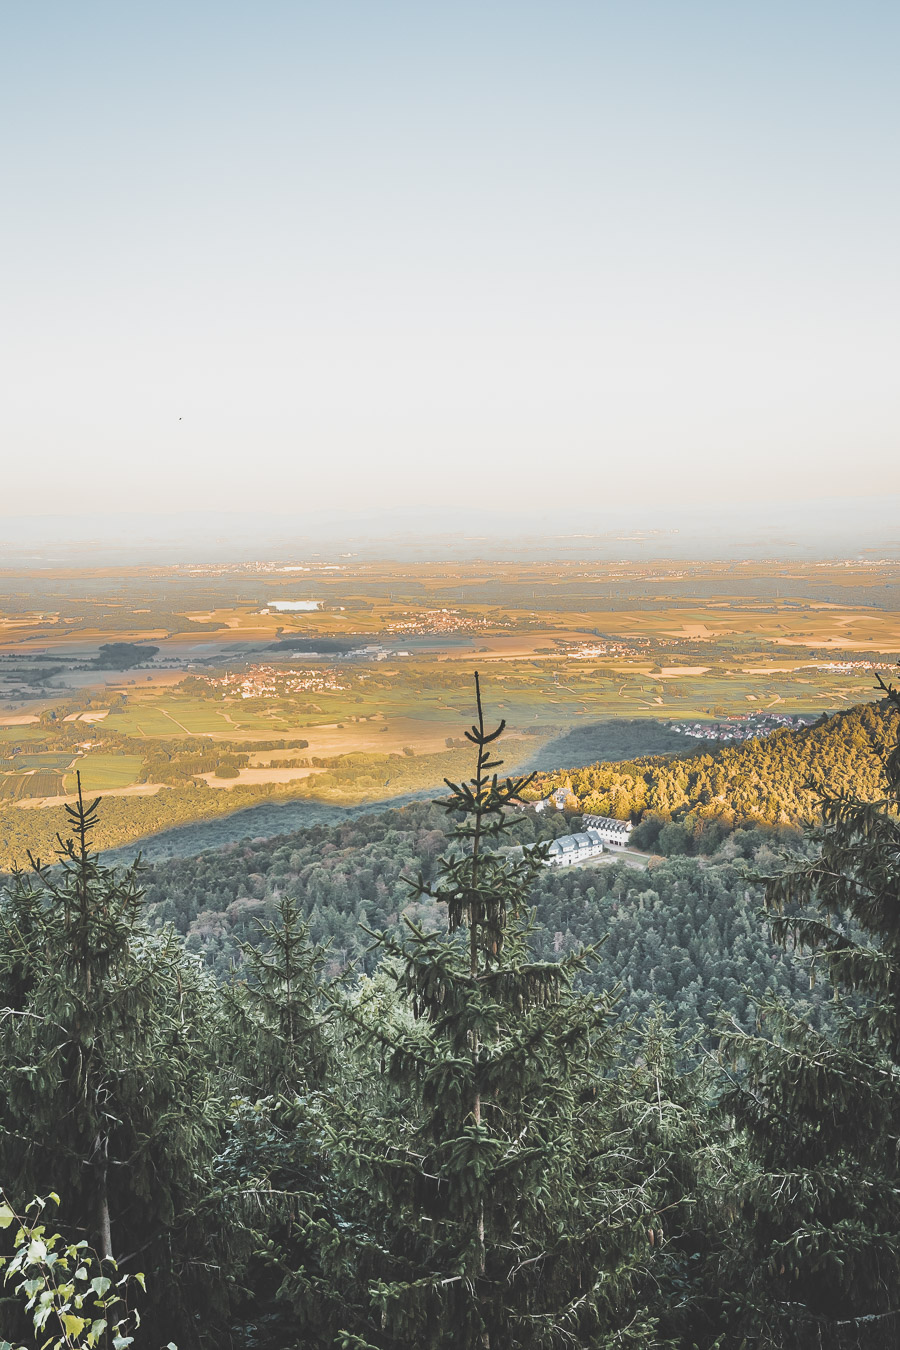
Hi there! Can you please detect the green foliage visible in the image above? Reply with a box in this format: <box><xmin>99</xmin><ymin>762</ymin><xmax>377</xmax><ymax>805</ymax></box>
<box><xmin>0</xmin><ymin>779</ymin><xmax>224</xmax><ymax>1345</ymax></box>
<box><xmin>225</xmin><ymin>892</ymin><xmax>332</xmax><ymax>1097</ymax></box>
<box><xmin>0</xmin><ymin>1193</ymin><xmax>151</xmax><ymax>1350</ymax></box>
<box><xmin>716</xmin><ymin>674</ymin><xmax>900</xmax><ymax>1347</ymax></box>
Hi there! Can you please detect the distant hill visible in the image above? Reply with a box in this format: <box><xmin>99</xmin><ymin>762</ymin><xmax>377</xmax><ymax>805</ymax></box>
<box><xmin>526</xmin><ymin>699</ymin><xmax>899</xmax><ymax>846</ymax></box>
<box><xmin>520</xmin><ymin>717</ymin><xmax>701</xmax><ymax>774</ymax></box>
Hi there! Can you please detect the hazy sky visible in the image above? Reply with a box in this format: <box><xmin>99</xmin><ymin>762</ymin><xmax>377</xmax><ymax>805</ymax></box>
<box><xmin>3</xmin><ymin>2</ymin><xmax>899</xmax><ymax>524</ymax></box>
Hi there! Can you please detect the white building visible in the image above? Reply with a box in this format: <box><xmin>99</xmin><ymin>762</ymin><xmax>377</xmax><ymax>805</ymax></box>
<box><xmin>581</xmin><ymin>814</ymin><xmax>632</xmax><ymax>848</ymax></box>
<box><xmin>546</xmin><ymin>829</ymin><xmax>606</xmax><ymax>868</ymax></box>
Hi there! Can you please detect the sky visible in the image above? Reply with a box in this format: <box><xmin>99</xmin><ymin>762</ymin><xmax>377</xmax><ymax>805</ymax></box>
<box><xmin>2</xmin><ymin>1</ymin><xmax>899</xmax><ymax>537</ymax></box>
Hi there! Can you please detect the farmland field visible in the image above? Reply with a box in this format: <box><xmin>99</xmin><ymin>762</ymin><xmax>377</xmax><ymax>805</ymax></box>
<box><xmin>0</xmin><ymin>725</ymin><xmax>52</xmax><ymax>743</ymax></box>
<box><xmin>7</xmin><ymin>753</ymin><xmax>74</xmax><ymax>770</ymax></box>
<box><xmin>64</xmin><ymin>753</ymin><xmax>144</xmax><ymax>793</ymax></box>
<box><xmin>0</xmin><ymin>771</ymin><xmax>67</xmax><ymax>800</ymax></box>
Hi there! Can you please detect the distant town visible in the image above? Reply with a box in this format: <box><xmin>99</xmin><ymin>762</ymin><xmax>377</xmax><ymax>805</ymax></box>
<box><xmin>202</xmin><ymin>665</ymin><xmax>347</xmax><ymax>698</ymax></box>
<box><xmin>670</xmin><ymin>712</ymin><xmax>817</xmax><ymax>742</ymax></box>
<box><xmin>385</xmin><ymin>609</ymin><xmax>514</xmax><ymax>635</ymax></box>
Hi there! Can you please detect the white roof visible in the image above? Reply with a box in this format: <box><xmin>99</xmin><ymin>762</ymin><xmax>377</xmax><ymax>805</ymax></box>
<box><xmin>584</xmin><ymin>814</ymin><xmax>631</xmax><ymax>832</ymax></box>
<box><xmin>548</xmin><ymin>830</ymin><xmax>605</xmax><ymax>856</ymax></box>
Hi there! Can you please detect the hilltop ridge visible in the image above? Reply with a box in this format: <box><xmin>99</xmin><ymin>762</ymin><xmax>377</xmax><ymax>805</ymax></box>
<box><xmin>526</xmin><ymin>697</ymin><xmax>899</xmax><ymax>851</ymax></box>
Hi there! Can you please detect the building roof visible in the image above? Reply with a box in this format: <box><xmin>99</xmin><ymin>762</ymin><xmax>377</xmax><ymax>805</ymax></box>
<box><xmin>583</xmin><ymin>813</ymin><xmax>632</xmax><ymax>833</ymax></box>
<box><xmin>547</xmin><ymin>829</ymin><xmax>605</xmax><ymax>857</ymax></box>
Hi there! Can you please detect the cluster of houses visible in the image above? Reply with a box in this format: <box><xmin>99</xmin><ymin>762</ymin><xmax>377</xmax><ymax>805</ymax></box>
<box><xmin>385</xmin><ymin>609</ymin><xmax>513</xmax><ymax>635</ymax></box>
<box><xmin>558</xmin><ymin>638</ymin><xmax>652</xmax><ymax>660</ymax></box>
<box><xmin>670</xmin><ymin>712</ymin><xmax>815</xmax><ymax>743</ymax></box>
<box><xmin>200</xmin><ymin>665</ymin><xmax>347</xmax><ymax>699</ymax></box>
<box><xmin>811</xmin><ymin>660</ymin><xmax>896</xmax><ymax>673</ymax></box>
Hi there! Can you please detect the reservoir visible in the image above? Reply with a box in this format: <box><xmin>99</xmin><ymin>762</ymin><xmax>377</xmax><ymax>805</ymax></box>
<box><xmin>267</xmin><ymin>600</ymin><xmax>322</xmax><ymax>611</ymax></box>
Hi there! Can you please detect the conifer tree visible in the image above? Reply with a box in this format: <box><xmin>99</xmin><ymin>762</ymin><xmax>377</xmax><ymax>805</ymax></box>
<box><xmin>717</xmin><ymin>675</ymin><xmax>900</xmax><ymax>1348</ymax></box>
<box><xmin>607</xmin><ymin>1014</ymin><xmax>733</xmax><ymax>1350</ymax></box>
<box><xmin>0</xmin><ymin>778</ymin><xmax>223</xmax><ymax>1345</ymax></box>
<box><xmin>225</xmin><ymin>892</ymin><xmax>331</xmax><ymax>1098</ymax></box>
<box><xmin>213</xmin><ymin>891</ymin><xmax>346</xmax><ymax>1346</ymax></box>
<box><xmin>295</xmin><ymin>674</ymin><xmax>670</xmax><ymax>1349</ymax></box>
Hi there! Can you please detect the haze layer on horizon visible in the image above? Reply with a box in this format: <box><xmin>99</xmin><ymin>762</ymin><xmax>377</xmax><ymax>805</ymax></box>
<box><xmin>3</xmin><ymin>1</ymin><xmax>899</xmax><ymax>521</ymax></box>
<box><xmin>4</xmin><ymin>499</ymin><xmax>900</xmax><ymax>567</ymax></box>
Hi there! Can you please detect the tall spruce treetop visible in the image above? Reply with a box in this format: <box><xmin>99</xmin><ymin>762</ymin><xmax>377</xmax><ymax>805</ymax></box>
<box><xmin>282</xmin><ymin>675</ymin><xmax>667</xmax><ymax>1350</ymax></box>
<box><xmin>718</xmin><ymin>677</ymin><xmax>900</xmax><ymax>1349</ymax></box>
<box><xmin>424</xmin><ymin>669</ymin><xmax>550</xmax><ymax>974</ymax></box>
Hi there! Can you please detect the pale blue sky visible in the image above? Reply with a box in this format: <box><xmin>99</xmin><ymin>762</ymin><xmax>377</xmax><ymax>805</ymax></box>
<box><xmin>3</xmin><ymin>2</ymin><xmax>898</xmax><ymax>524</ymax></box>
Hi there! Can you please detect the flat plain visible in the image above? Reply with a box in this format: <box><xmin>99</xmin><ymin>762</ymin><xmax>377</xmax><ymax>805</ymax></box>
<box><xmin>0</xmin><ymin>557</ymin><xmax>898</xmax><ymax>866</ymax></box>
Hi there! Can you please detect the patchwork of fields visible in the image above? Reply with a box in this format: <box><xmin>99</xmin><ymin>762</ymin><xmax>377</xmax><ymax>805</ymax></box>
<box><xmin>0</xmin><ymin>558</ymin><xmax>898</xmax><ymax>865</ymax></box>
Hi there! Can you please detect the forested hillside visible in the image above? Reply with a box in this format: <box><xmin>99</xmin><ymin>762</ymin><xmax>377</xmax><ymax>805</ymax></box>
<box><xmin>138</xmin><ymin>798</ymin><xmax>820</xmax><ymax>1034</ymax></box>
<box><xmin>527</xmin><ymin>698</ymin><xmax>899</xmax><ymax>842</ymax></box>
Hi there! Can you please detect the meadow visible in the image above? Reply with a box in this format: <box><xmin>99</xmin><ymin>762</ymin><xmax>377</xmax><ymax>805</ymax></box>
<box><xmin>64</xmin><ymin>752</ymin><xmax>145</xmax><ymax>793</ymax></box>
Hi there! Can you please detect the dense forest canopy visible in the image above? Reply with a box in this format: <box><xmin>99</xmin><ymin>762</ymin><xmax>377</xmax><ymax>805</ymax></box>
<box><xmin>136</xmin><ymin>799</ymin><xmax>819</xmax><ymax>1036</ymax></box>
<box><xmin>2</xmin><ymin>686</ymin><xmax>900</xmax><ymax>1348</ymax></box>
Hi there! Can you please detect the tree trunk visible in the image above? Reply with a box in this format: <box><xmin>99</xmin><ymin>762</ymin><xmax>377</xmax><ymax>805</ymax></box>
<box><xmin>95</xmin><ymin>1133</ymin><xmax>113</xmax><ymax>1262</ymax></box>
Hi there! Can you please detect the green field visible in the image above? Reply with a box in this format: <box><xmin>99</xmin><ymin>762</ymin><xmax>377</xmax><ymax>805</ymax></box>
<box><xmin>65</xmin><ymin>753</ymin><xmax>144</xmax><ymax>793</ymax></box>
<box><xmin>0</xmin><ymin>771</ymin><xmax>67</xmax><ymax>800</ymax></box>
<box><xmin>13</xmin><ymin>753</ymin><xmax>75</xmax><ymax>770</ymax></box>
<box><xmin>112</xmin><ymin>699</ymin><xmax>287</xmax><ymax>737</ymax></box>
<box><xmin>0</xmin><ymin>726</ymin><xmax>51</xmax><ymax>743</ymax></box>
<box><xmin>154</xmin><ymin>701</ymin><xmax>237</xmax><ymax>735</ymax></box>
<box><xmin>109</xmin><ymin>705</ymin><xmax>191</xmax><ymax>737</ymax></box>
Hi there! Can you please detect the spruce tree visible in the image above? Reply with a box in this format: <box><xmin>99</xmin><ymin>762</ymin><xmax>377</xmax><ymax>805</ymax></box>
<box><xmin>289</xmin><ymin>674</ymin><xmax>670</xmax><ymax>1349</ymax></box>
<box><xmin>225</xmin><ymin>891</ymin><xmax>331</xmax><ymax>1098</ymax></box>
<box><xmin>0</xmin><ymin>779</ymin><xmax>223</xmax><ymax>1345</ymax></box>
<box><xmin>214</xmin><ymin>892</ymin><xmax>346</xmax><ymax>1346</ymax></box>
<box><xmin>717</xmin><ymin>677</ymin><xmax>900</xmax><ymax>1348</ymax></box>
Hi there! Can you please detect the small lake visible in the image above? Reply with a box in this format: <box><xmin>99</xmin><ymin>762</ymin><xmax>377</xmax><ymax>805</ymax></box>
<box><xmin>267</xmin><ymin>600</ymin><xmax>322</xmax><ymax>611</ymax></box>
